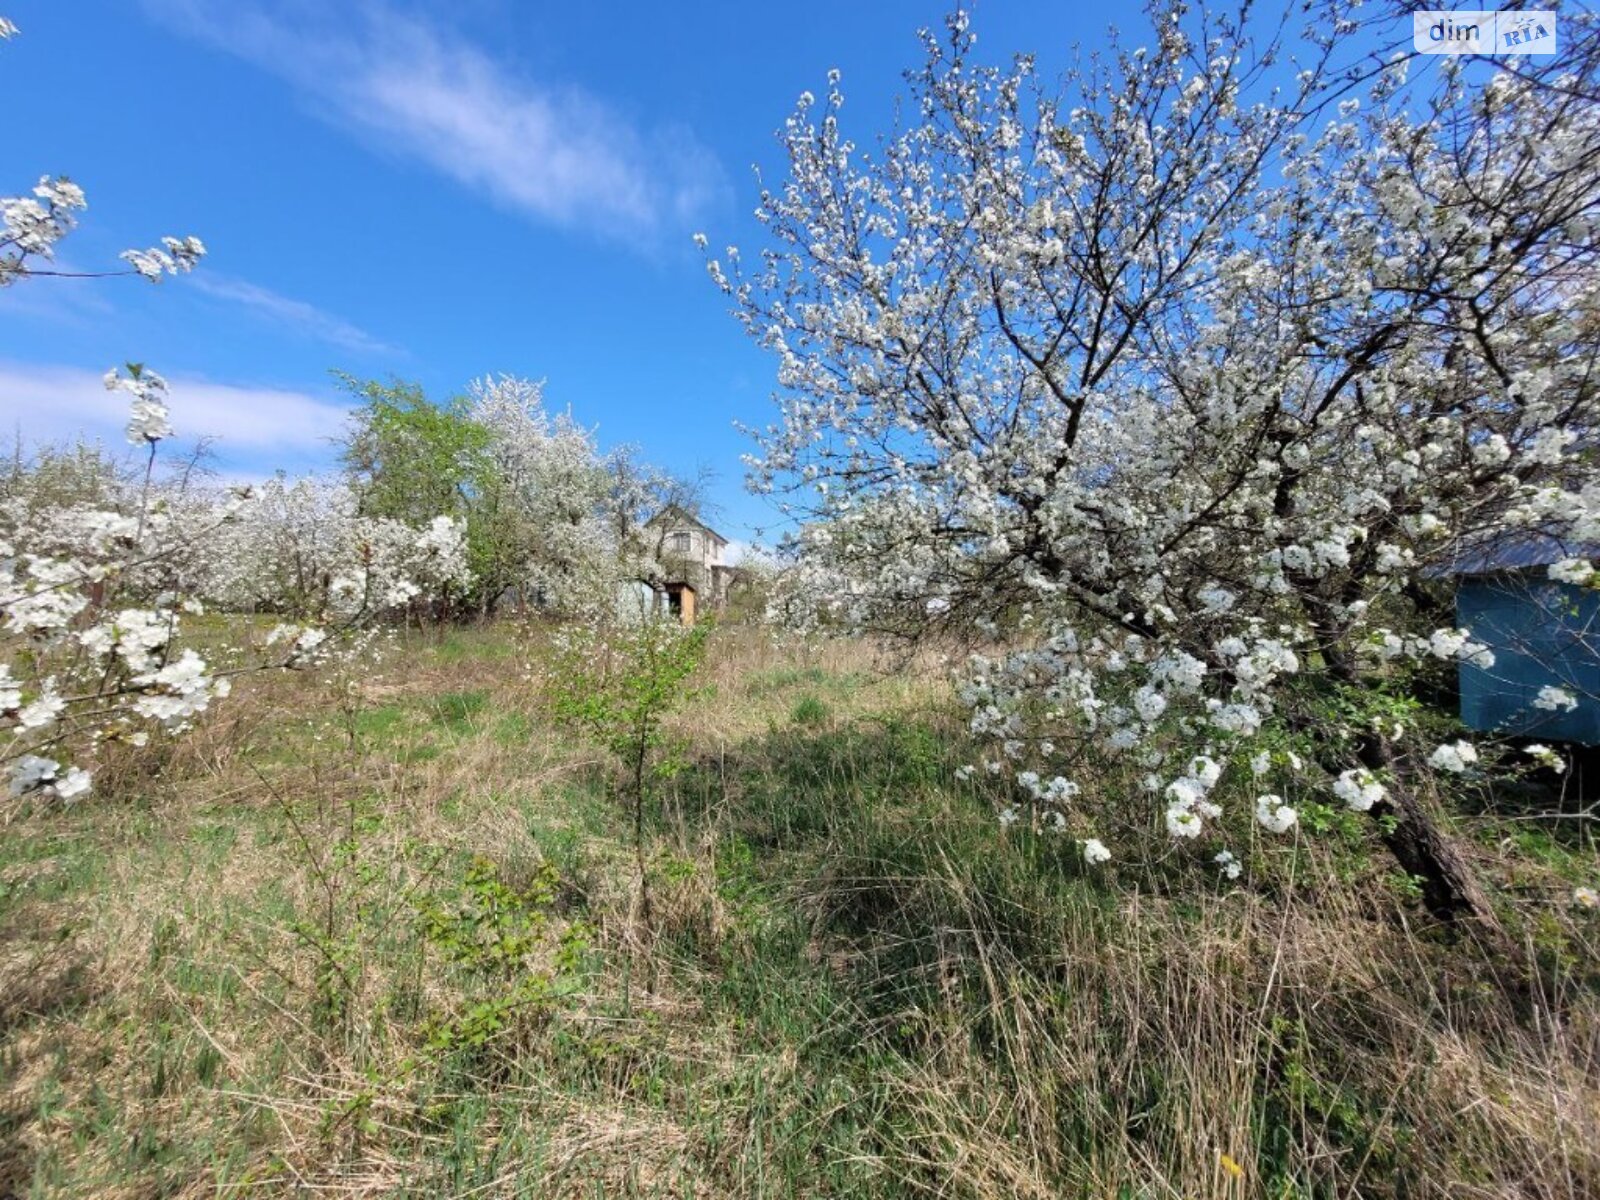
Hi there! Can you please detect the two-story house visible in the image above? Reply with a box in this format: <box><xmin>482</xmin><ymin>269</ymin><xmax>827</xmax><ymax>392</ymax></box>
<box><xmin>642</xmin><ymin>505</ymin><xmax>735</xmax><ymax>624</ymax></box>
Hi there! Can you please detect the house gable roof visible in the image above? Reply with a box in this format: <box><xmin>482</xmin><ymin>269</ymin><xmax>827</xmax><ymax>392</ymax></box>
<box><xmin>646</xmin><ymin>505</ymin><xmax>728</xmax><ymax>546</ymax></box>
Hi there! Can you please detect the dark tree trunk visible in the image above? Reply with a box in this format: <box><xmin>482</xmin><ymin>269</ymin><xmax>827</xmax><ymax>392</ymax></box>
<box><xmin>1360</xmin><ymin>734</ymin><xmax>1504</xmax><ymax>938</ymax></box>
<box><xmin>1298</xmin><ymin>610</ymin><xmax>1504</xmax><ymax>938</ymax></box>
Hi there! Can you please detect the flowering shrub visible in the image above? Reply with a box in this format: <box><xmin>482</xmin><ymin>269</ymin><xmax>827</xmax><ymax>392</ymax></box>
<box><xmin>0</xmin><ymin>368</ymin><xmax>471</xmax><ymax>805</ymax></box>
<box><xmin>198</xmin><ymin>475</ymin><xmax>471</xmax><ymax>620</ymax></box>
<box><xmin>710</xmin><ymin>4</ymin><xmax>1600</xmax><ymax>924</ymax></box>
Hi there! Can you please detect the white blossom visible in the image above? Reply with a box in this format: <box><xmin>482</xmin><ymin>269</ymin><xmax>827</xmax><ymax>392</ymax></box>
<box><xmin>1254</xmin><ymin>794</ymin><xmax>1298</xmax><ymax>834</ymax></box>
<box><xmin>1524</xmin><ymin>743</ymin><xmax>1564</xmax><ymax>772</ymax></box>
<box><xmin>17</xmin><ymin>685</ymin><xmax>63</xmax><ymax>730</ymax></box>
<box><xmin>1427</xmin><ymin>740</ymin><xmax>1479</xmax><ymax>774</ymax></box>
<box><xmin>1332</xmin><ymin>768</ymin><xmax>1386</xmax><ymax>812</ymax></box>
<box><xmin>1533</xmin><ymin>685</ymin><xmax>1579</xmax><ymax>713</ymax></box>
<box><xmin>1549</xmin><ymin>559</ymin><xmax>1595</xmax><ymax>586</ymax></box>
<box><xmin>54</xmin><ymin>766</ymin><xmax>91</xmax><ymax>800</ymax></box>
<box><xmin>1166</xmin><ymin>806</ymin><xmax>1203</xmax><ymax>839</ymax></box>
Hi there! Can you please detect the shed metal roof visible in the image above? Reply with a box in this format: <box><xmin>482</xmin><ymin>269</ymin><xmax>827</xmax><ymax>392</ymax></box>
<box><xmin>1432</xmin><ymin>525</ymin><xmax>1600</xmax><ymax>577</ymax></box>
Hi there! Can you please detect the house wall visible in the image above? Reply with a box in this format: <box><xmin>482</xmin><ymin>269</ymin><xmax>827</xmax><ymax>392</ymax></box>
<box><xmin>1458</xmin><ymin>575</ymin><xmax>1600</xmax><ymax>743</ymax></box>
<box><xmin>663</xmin><ymin>527</ymin><xmax>724</xmax><ymax>569</ymax></box>
<box><xmin>646</xmin><ymin>512</ymin><xmax>735</xmax><ymax>622</ymax></box>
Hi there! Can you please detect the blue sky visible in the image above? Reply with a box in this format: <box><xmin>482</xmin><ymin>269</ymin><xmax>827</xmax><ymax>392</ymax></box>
<box><xmin>0</xmin><ymin>1</ymin><xmax>1175</xmax><ymax>545</ymax></box>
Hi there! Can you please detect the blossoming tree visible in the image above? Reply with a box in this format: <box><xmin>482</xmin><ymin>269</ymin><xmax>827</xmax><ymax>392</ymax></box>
<box><xmin>710</xmin><ymin>4</ymin><xmax>1600</xmax><ymax>927</ymax></box>
<box><xmin>341</xmin><ymin>371</ymin><xmax>713</xmax><ymax>619</ymax></box>
<box><xmin>1</xmin><ymin>364</ymin><xmax>472</xmax><ymax>805</ymax></box>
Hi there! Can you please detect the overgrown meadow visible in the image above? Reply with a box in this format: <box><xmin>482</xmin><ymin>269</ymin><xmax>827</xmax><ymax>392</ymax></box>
<box><xmin>6</xmin><ymin>2</ymin><xmax>1600</xmax><ymax>1197</ymax></box>
<box><xmin>0</xmin><ymin>620</ymin><xmax>1596</xmax><ymax>1199</ymax></box>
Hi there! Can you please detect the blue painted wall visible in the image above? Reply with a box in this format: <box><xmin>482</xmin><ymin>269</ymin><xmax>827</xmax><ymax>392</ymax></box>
<box><xmin>1457</xmin><ymin>576</ymin><xmax>1600</xmax><ymax>744</ymax></box>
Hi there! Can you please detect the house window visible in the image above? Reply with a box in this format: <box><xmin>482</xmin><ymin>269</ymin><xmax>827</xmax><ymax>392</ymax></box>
<box><xmin>671</xmin><ymin>532</ymin><xmax>691</xmax><ymax>553</ymax></box>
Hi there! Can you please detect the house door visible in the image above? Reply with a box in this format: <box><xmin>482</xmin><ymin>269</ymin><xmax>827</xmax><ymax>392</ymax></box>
<box><xmin>664</xmin><ymin>584</ymin><xmax>696</xmax><ymax>626</ymax></box>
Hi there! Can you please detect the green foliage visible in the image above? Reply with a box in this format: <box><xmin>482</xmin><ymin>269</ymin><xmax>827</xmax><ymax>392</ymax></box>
<box><xmin>545</xmin><ymin>617</ymin><xmax>711</xmax><ymax>940</ymax></box>
<box><xmin>546</xmin><ymin>619</ymin><xmax>711</xmax><ymax>829</ymax></box>
<box><xmin>338</xmin><ymin>375</ymin><xmax>488</xmax><ymax>530</ymax></box>
<box><xmin>790</xmin><ymin>693</ymin><xmax>829</xmax><ymax>727</ymax></box>
<box><xmin>413</xmin><ymin>856</ymin><xmax>590</xmax><ymax>1066</ymax></box>
<box><xmin>415</xmin><ymin>854</ymin><xmax>558</xmax><ymax>977</ymax></box>
<box><xmin>338</xmin><ymin>375</ymin><xmax>521</xmax><ymax>614</ymax></box>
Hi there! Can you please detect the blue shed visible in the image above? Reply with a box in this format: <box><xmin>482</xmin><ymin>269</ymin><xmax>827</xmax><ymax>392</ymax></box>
<box><xmin>1445</xmin><ymin>529</ymin><xmax>1600</xmax><ymax>744</ymax></box>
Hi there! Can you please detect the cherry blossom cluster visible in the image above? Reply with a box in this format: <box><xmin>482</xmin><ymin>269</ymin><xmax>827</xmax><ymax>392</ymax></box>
<box><xmin>467</xmin><ymin>375</ymin><xmax>655</xmax><ymax>613</ymax></box>
<box><xmin>197</xmin><ymin>475</ymin><xmax>470</xmax><ymax>622</ymax></box>
<box><xmin>462</xmin><ymin>374</ymin><xmax>705</xmax><ymax>616</ymax></box>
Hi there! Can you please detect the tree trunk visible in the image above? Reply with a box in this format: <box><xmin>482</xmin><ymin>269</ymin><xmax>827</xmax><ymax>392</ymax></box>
<box><xmin>1304</xmin><ymin>623</ymin><xmax>1505</xmax><ymax>940</ymax></box>
<box><xmin>631</xmin><ymin>747</ymin><xmax>654</xmax><ymax>931</ymax></box>
<box><xmin>1362</xmin><ymin>735</ymin><xmax>1504</xmax><ymax>939</ymax></box>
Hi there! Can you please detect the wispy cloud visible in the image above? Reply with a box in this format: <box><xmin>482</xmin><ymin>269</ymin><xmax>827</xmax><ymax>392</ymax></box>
<box><xmin>0</xmin><ymin>360</ymin><xmax>351</xmax><ymax>463</ymax></box>
<box><xmin>0</xmin><ymin>259</ymin><xmax>118</xmax><ymax>328</ymax></box>
<box><xmin>188</xmin><ymin>274</ymin><xmax>399</xmax><ymax>357</ymax></box>
<box><xmin>145</xmin><ymin>0</ymin><xmax>726</xmax><ymax>244</ymax></box>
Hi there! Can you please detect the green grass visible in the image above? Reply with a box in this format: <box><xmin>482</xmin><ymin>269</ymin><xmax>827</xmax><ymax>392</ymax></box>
<box><xmin>789</xmin><ymin>694</ymin><xmax>829</xmax><ymax>727</ymax></box>
<box><xmin>745</xmin><ymin>664</ymin><xmax>864</xmax><ymax>698</ymax></box>
<box><xmin>431</xmin><ymin>689</ymin><xmax>491</xmax><ymax>735</ymax></box>
<box><xmin>355</xmin><ymin>702</ymin><xmax>410</xmax><ymax>743</ymax></box>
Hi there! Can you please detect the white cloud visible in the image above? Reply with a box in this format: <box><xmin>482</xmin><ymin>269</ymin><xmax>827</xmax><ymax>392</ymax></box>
<box><xmin>145</xmin><ymin>0</ymin><xmax>726</xmax><ymax>243</ymax></box>
<box><xmin>0</xmin><ymin>360</ymin><xmax>351</xmax><ymax>461</ymax></box>
<box><xmin>187</xmin><ymin>274</ymin><xmax>399</xmax><ymax>357</ymax></box>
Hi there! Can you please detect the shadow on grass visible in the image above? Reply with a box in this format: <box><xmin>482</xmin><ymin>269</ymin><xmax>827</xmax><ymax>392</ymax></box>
<box><xmin>604</xmin><ymin>707</ymin><xmax>1596</xmax><ymax>1200</ymax></box>
<box><xmin>0</xmin><ymin>934</ymin><xmax>102</xmax><ymax>1198</ymax></box>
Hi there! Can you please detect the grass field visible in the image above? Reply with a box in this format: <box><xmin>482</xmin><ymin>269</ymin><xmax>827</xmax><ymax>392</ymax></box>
<box><xmin>1</xmin><ymin>622</ymin><xmax>1597</xmax><ymax>1198</ymax></box>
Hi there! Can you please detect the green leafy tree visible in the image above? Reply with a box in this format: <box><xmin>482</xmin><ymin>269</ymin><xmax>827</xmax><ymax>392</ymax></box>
<box><xmin>339</xmin><ymin>375</ymin><xmax>520</xmax><ymax>616</ymax></box>
<box><xmin>338</xmin><ymin>375</ymin><xmax>488</xmax><ymax>530</ymax></box>
<box><xmin>545</xmin><ymin>618</ymin><xmax>711</xmax><ymax>924</ymax></box>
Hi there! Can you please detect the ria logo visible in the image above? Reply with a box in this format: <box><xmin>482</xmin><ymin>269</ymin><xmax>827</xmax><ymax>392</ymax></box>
<box><xmin>1413</xmin><ymin>10</ymin><xmax>1558</xmax><ymax>55</ymax></box>
<box><xmin>1498</xmin><ymin>12</ymin><xmax>1555</xmax><ymax>51</ymax></box>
